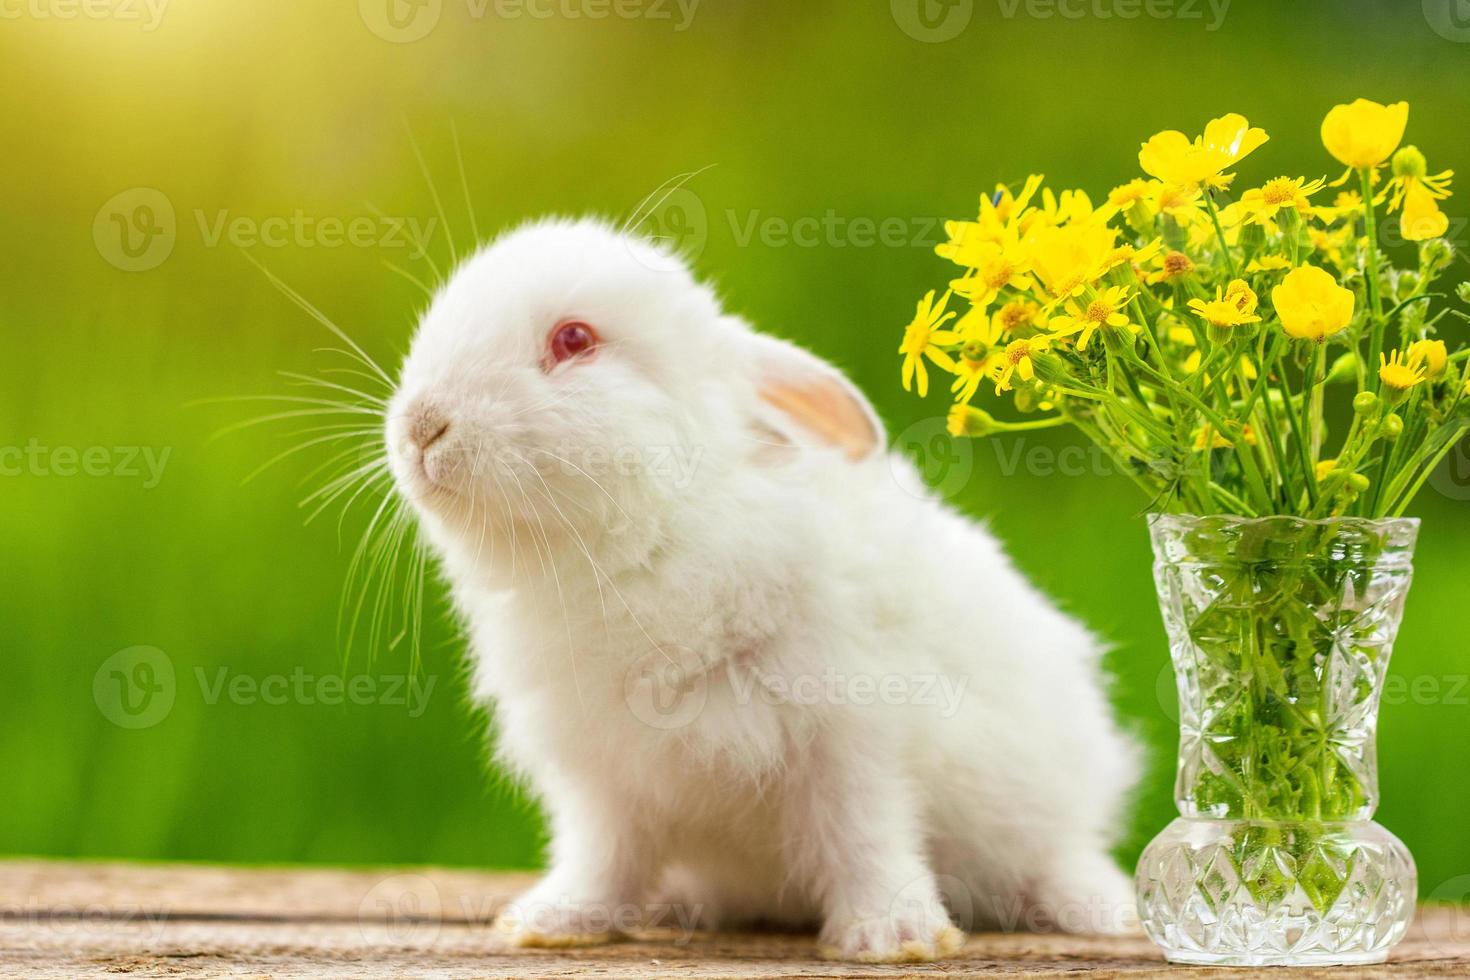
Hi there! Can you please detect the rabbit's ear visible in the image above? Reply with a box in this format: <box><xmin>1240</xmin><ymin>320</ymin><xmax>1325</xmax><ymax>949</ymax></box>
<box><xmin>740</xmin><ymin>331</ymin><xmax>885</xmax><ymax>462</ymax></box>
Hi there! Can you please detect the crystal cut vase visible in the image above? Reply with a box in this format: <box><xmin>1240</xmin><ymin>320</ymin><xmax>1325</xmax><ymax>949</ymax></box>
<box><xmin>1136</xmin><ymin>514</ymin><xmax>1420</xmax><ymax>967</ymax></box>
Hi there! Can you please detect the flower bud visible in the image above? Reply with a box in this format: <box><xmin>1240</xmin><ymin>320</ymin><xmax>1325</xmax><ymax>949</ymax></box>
<box><xmin>1125</xmin><ymin>200</ymin><xmax>1156</xmax><ymax>238</ymax></box>
<box><xmin>947</xmin><ymin>404</ymin><xmax>997</xmax><ymax>438</ymax></box>
<box><xmin>1236</xmin><ymin>221</ymin><xmax>1267</xmax><ymax>252</ymax></box>
<box><xmin>1458</xmin><ymin>281</ymin><xmax>1470</xmax><ymax>305</ymax></box>
<box><xmin>1381</xmin><ymin>413</ymin><xmax>1404</xmax><ymax>441</ymax></box>
<box><xmin>1392</xmin><ymin>145</ymin><xmax>1428</xmax><ymax>180</ymax></box>
<box><xmin>1354</xmin><ymin>391</ymin><xmax>1380</xmax><ymax>415</ymax></box>
<box><xmin>1348</xmin><ymin>473</ymin><xmax>1372</xmax><ymax>493</ymax></box>
<box><xmin>961</xmin><ymin>341</ymin><xmax>992</xmax><ymax>362</ymax></box>
<box><xmin>1030</xmin><ymin>350</ymin><xmax>1073</xmax><ymax>386</ymax></box>
<box><xmin>1326</xmin><ymin>351</ymin><xmax>1361</xmax><ymax>385</ymax></box>
<box><xmin>1396</xmin><ymin>271</ymin><xmax>1422</xmax><ymax>301</ymax></box>
<box><xmin>1420</xmin><ymin>238</ymin><xmax>1454</xmax><ymax>274</ymax></box>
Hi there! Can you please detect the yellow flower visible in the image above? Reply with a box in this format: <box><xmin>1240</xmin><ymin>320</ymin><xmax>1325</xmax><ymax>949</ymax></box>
<box><xmin>985</xmin><ymin>174</ymin><xmax>1046</xmax><ymax>230</ymax></box>
<box><xmin>1226</xmin><ymin>279</ymin><xmax>1259</xmax><ymax>316</ymax></box>
<box><xmin>1379</xmin><ymin>349</ymin><xmax>1427</xmax><ymax>391</ymax></box>
<box><xmin>1192</xmin><ymin>422</ymin><xmax>1256</xmax><ymax>450</ymax></box>
<box><xmin>1316</xmin><ymin>459</ymin><xmax>1341</xmax><ymax>482</ymax></box>
<box><xmin>995</xmin><ymin>299</ymin><xmax>1042</xmax><ymax>336</ymax></box>
<box><xmin>1309</xmin><ymin>225</ymin><xmax>1354</xmax><ymax>267</ymax></box>
<box><xmin>1189</xmin><ymin>280</ymin><xmax>1262</xmax><ymax>330</ymax></box>
<box><xmin>899</xmin><ymin>289</ymin><xmax>959</xmax><ymax>397</ymax></box>
<box><xmin>1407</xmin><ymin>338</ymin><xmax>1449</xmax><ymax>379</ymax></box>
<box><xmin>1049</xmin><ymin>286</ymin><xmax>1135</xmax><ymax>351</ymax></box>
<box><xmin>1027</xmin><ymin>221</ymin><xmax>1119</xmax><ymax>303</ymax></box>
<box><xmin>1103</xmin><ymin>238</ymin><xmax>1164</xmax><ymax>276</ymax></box>
<box><xmin>1245</xmin><ymin>253</ymin><xmax>1292</xmax><ymax>273</ymax></box>
<box><xmin>1149</xmin><ymin>182</ymin><xmax>1207</xmax><ymax>227</ymax></box>
<box><xmin>1139</xmin><ymin>113</ymin><xmax>1269</xmax><ymax>190</ymax></box>
<box><xmin>1147</xmin><ymin>249</ymin><xmax>1196</xmax><ymax>285</ymax></box>
<box><xmin>992</xmin><ymin>336</ymin><xmax>1051</xmax><ymax>393</ymax></box>
<box><xmin>948</xmin><ymin>242</ymin><xmax>1035</xmax><ymax>308</ymax></box>
<box><xmin>1272</xmin><ymin>264</ymin><xmax>1355</xmax><ymax>341</ymax></box>
<box><xmin>1315</xmin><ymin>190</ymin><xmax>1365</xmax><ymax>223</ymax></box>
<box><xmin>1382</xmin><ymin>146</ymin><xmax>1453</xmax><ymax>242</ymax></box>
<box><xmin>1032</xmin><ymin>187</ymin><xmax>1103</xmax><ymax>228</ymax></box>
<box><xmin>954</xmin><ymin>306</ymin><xmax>1001</xmax><ymax>346</ymax></box>
<box><xmin>1107</xmin><ymin>179</ymin><xmax>1153</xmax><ymax>209</ymax></box>
<box><xmin>950</xmin><ymin>354</ymin><xmax>1001</xmax><ymax>403</ymax></box>
<box><xmin>1321</xmin><ymin>98</ymin><xmax>1409</xmax><ymax>171</ymax></box>
<box><xmin>936</xmin><ymin>175</ymin><xmax>1044</xmax><ymax>265</ymax></box>
<box><xmin>1238</xmin><ymin>176</ymin><xmax>1327</xmax><ymax>223</ymax></box>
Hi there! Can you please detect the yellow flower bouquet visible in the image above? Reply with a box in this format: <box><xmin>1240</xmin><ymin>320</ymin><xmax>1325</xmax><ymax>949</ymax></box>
<box><xmin>898</xmin><ymin>100</ymin><xmax>1466</xmax><ymax>967</ymax></box>
<box><xmin>900</xmin><ymin>100</ymin><xmax>1466</xmax><ymax>521</ymax></box>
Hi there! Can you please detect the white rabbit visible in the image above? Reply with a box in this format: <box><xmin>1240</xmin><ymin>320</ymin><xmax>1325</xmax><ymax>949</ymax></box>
<box><xmin>384</xmin><ymin>217</ymin><xmax>1140</xmax><ymax>962</ymax></box>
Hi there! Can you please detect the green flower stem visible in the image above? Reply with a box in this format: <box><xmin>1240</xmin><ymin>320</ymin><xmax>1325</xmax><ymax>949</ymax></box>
<box><xmin>1308</xmin><ymin>411</ymin><xmax>1381</xmax><ymax>519</ymax></box>
<box><xmin>995</xmin><ymin>416</ymin><xmax>1068</xmax><ymax>433</ymax></box>
<box><xmin>1305</xmin><ymin>342</ymin><xmax>1328</xmax><ymax>459</ymax></box>
<box><xmin>1386</xmin><ymin>421</ymin><xmax>1469</xmax><ymax>516</ymax></box>
<box><xmin>1207</xmin><ymin>481</ymin><xmax>1259</xmax><ymax>517</ymax></box>
<box><xmin>1066</xmin><ymin>413</ymin><xmax>1170</xmax><ymax>502</ymax></box>
<box><xmin>1203</xmin><ymin>191</ymin><xmax>1240</xmax><ymax>279</ymax></box>
<box><xmin>1369</xmin><ymin>388</ymin><xmax>1421</xmax><ymax>515</ymax></box>
<box><xmin>1277</xmin><ymin>361</ymin><xmax>1320</xmax><ymax>509</ymax></box>
<box><xmin>1241</xmin><ymin>363</ymin><xmax>1290</xmax><ymax>508</ymax></box>
<box><xmin>1361</xmin><ymin>167</ymin><xmax>1388</xmax><ymax>389</ymax></box>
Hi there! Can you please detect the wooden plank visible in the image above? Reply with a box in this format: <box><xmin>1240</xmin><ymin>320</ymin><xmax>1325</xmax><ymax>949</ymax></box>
<box><xmin>2</xmin><ymin>861</ymin><xmax>1468</xmax><ymax>978</ymax></box>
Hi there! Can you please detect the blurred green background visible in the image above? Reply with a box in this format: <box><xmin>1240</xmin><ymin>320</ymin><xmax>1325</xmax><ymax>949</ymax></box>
<box><xmin>3</xmin><ymin>0</ymin><xmax>1469</xmax><ymax>896</ymax></box>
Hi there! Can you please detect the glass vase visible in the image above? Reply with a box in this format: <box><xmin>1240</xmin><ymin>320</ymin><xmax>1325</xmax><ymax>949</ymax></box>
<box><xmin>1136</xmin><ymin>514</ymin><xmax>1420</xmax><ymax>967</ymax></box>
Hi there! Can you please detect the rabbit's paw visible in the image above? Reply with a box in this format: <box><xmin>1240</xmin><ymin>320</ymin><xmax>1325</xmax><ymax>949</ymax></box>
<box><xmin>818</xmin><ymin>913</ymin><xmax>965</xmax><ymax>963</ymax></box>
<box><xmin>492</xmin><ymin>898</ymin><xmax>622</xmax><ymax>949</ymax></box>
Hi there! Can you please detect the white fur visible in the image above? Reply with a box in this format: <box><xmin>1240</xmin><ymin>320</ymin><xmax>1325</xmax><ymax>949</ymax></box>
<box><xmin>385</xmin><ymin>218</ymin><xmax>1140</xmax><ymax>961</ymax></box>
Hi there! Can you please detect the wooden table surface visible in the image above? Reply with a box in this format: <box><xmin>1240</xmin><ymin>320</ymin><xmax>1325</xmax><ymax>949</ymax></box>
<box><xmin>3</xmin><ymin>861</ymin><xmax>1469</xmax><ymax>978</ymax></box>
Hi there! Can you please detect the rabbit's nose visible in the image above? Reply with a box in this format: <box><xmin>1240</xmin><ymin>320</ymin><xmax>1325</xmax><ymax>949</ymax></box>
<box><xmin>408</xmin><ymin>406</ymin><xmax>451</xmax><ymax>451</ymax></box>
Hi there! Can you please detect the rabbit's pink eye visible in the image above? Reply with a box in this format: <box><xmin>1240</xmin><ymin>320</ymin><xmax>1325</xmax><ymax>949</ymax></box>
<box><xmin>546</xmin><ymin>321</ymin><xmax>599</xmax><ymax>368</ymax></box>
